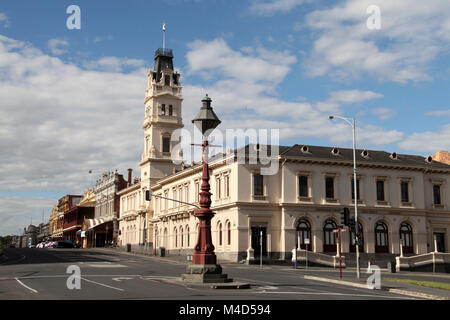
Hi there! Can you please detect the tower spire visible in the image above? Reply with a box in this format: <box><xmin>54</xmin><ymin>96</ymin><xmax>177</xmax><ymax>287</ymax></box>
<box><xmin>162</xmin><ymin>21</ymin><xmax>166</xmax><ymax>50</ymax></box>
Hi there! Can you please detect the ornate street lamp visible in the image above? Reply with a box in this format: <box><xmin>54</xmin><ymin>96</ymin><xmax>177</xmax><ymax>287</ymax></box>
<box><xmin>191</xmin><ymin>94</ymin><xmax>221</xmax><ymax>265</ymax></box>
<box><xmin>182</xmin><ymin>95</ymin><xmax>231</xmax><ymax>283</ymax></box>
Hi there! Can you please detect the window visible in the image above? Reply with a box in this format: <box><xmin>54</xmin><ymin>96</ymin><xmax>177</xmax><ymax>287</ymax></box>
<box><xmin>169</xmin><ymin>105</ymin><xmax>173</xmax><ymax>116</ymax></box>
<box><xmin>323</xmin><ymin>220</ymin><xmax>337</xmax><ymax>252</ymax></box>
<box><xmin>299</xmin><ymin>176</ymin><xmax>308</xmax><ymax>197</ymax></box>
<box><xmin>296</xmin><ymin>219</ymin><xmax>311</xmax><ymax>250</ymax></box>
<box><xmin>174</xmin><ymin>228</ymin><xmax>178</xmax><ymax>248</ymax></box>
<box><xmin>351</xmin><ymin>179</ymin><xmax>360</xmax><ymax>200</ymax></box>
<box><xmin>433</xmin><ymin>185</ymin><xmax>441</xmax><ymax>205</ymax></box>
<box><xmin>161</xmin><ymin>104</ymin><xmax>166</xmax><ymax>115</ymax></box>
<box><xmin>401</xmin><ymin>181</ymin><xmax>409</xmax><ymax>202</ymax></box>
<box><xmin>195</xmin><ymin>181</ymin><xmax>200</xmax><ymax>202</ymax></box>
<box><xmin>216</xmin><ymin>177</ymin><xmax>221</xmax><ymax>200</ymax></box>
<box><xmin>400</xmin><ymin>223</ymin><xmax>413</xmax><ymax>254</ymax></box>
<box><xmin>180</xmin><ymin>227</ymin><xmax>184</xmax><ymax>247</ymax></box>
<box><xmin>375</xmin><ymin>221</ymin><xmax>389</xmax><ymax>253</ymax></box>
<box><xmin>218</xmin><ymin>223</ymin><xmax>223</xmax><ymax>246</ymax></box>
<box><xmin>162</xmin><ymin>137</ymin><xmax>170</xmax><ymax>153</ymax></box>
<box><xmin>224</xmin><ymin>175</ymin><xmax>230</xmax><ymax>198</ymax></box>
<box><xmin>186</xmin><ymin>226</ymin><xmax>190</xmax><ymax>247</ymax></box>
<box><xmin>325</xmin><ymin>177</ymin><xmax>334</xmax><ymax>199</ymax></box>
<box><xmin>164</xmin><ymin>75</ymin><xmax>170</xmax><ymax>86</ymax></box>
<box><xmin>254</xmin><ymin>174</ymin><xmax>264</xmax><ymax>196</ymax></box>
<box><xmin>376</xmin><ymin>180</ymin><xmax>385</xmax><ymax>201</ymax></box>
<box><xmin>227</xmin><ymin>222</ymin><xmax>231</xmax><ymax>245</ymax></box>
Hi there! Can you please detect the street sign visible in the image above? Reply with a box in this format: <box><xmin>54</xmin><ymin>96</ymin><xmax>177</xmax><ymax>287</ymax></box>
<box><xmin>81</xmin><ymin>231</ymin><xmax>86</xmax><ymax>238</ymax></box>
<box><xmin>304</xmin><ymin>238</ymin><xmax>310</xmax><ymax>245</ymax></box>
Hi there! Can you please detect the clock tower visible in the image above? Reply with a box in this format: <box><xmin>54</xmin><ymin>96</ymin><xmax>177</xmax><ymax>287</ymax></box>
<box><xmin>140</xmin><ymin>47</ymin><xmax>184</xmax><ymax>188</ymax></box>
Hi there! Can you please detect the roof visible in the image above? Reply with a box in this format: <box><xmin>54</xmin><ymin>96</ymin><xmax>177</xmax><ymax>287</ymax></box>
<box><xmin>276</xmin><ymin>144</ymin><xmax>450</xmax><ymax>169</ymax></box>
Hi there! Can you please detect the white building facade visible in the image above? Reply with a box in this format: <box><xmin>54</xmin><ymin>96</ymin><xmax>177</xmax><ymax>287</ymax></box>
<box><xmin>150</xmin><ymin>145</ymin><xmax>450</xmax><ymax>265</ymax></box>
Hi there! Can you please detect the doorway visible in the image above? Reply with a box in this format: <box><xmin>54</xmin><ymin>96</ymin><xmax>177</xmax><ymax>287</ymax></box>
<box><xmin>434</xmin><ymin>233</ymin><xmax>446</xmax><ymax>253</ymax></box>
<box><xmin>251</xmin><ymin>226</ymin><xmax>267</xmax><ymax>258</ymax></box>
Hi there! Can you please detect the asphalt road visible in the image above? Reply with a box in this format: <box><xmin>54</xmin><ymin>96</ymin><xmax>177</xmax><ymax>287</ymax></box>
<box><xmin>0</xmin><ymin>248</ymin><xmax>423</xmax><ymax>300</ymax></box>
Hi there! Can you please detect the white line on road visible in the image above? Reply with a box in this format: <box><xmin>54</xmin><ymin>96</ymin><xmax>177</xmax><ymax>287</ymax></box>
<box><xmin>14</xmin><ymin>278</ymin><xmax>38</xmax><ymax>293</ymax></box>
<box><xmin>81</xmin><ymin>277</ymin><xmax>125</xmax><ymax>292</ymax></box>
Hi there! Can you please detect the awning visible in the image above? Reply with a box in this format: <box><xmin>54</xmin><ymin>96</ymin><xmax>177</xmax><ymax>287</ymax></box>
<box><xmin>86</xmin><ymin>218</ymin><xmax>105</xmax><ymax>230</ymax></box>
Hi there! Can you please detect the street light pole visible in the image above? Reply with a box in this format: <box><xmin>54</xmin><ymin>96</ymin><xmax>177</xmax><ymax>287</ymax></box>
<box><xmin>329</xmin><ymin>115</ymin><xmax>361</xmax><ymax>279</ymax></box>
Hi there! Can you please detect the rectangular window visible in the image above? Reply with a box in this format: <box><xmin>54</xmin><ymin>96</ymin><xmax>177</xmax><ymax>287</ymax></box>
<box><xmin>299</xmin><ymin>175</ymin><xmax>308</xmax><ymax>197</ymax></box>
<box><xmin>351</xmin><ymin>179</ymin><xmax>360</xmax><ymax>200</ymax></box>
<box><xmin>164</xmin><ymin>75</ymin><xmax>170</xmax><ymax>86</ymax></box>
<box><xmin>195</xmin><ymin>181</ymin><xmax>200</xmax><ymax>202</ymax></box>
<box><xmin>225</xmin><ymin>175</ymin><xmax>230</xmax><ymax>197</ymax></box>
<box><xmin>162</xmin><ymin>137</ymin><xmax>170</xmax><ymax>153</ymax></box>
<box><xmin>254</xmin><ymin>174</ymin><xmax>264</xmax><ymax>196</ymax></box>
<box><xmin>325</xmin><ymin>177</ymin><xmax>334</xmax><ymax>199</ymax></box>
<box><xmin>216</xmin><ymin>177</ymin><xmax>221</xmax><ymax>200</ymax></box>
<box><xmin>376</xmin><ymin>180</ymin><xmax>385</xmax><ymax>201</ymax></box>
<box><xmin>433</xmin><ymin>185</ymin><xmax>441</xmax><ymax>205</ymax></box>
<box><xmin>401</xmin><ymin>182</ymin><xmax>409</xmax><ymax>202</ymax></box>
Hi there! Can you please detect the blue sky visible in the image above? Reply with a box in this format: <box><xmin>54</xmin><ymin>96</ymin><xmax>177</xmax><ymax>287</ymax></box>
<box><xmin>1</xmin><ymin>0</ymin><xmax>450</xmax><ymax>235</ymax></box>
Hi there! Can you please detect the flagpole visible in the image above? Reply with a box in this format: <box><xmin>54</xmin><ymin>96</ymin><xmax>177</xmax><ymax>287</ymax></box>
<box><xmin>162</xmin><ymin>21</ymin><xmax>166</xmax><ymax>50</ymax></box>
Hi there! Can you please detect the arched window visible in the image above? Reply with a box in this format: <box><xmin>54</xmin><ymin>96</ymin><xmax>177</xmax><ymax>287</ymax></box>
<box><xmin>350</xmin><ymin>222</ymin><xmax>364</xmax><ymax>253</ymax></box>
<box><xmin>296</xmin><ymin>219</ymin><xmax>311</xmax><ymax>250</ymax></box>
<box><xmin>323</xmin><ymin>219</ymin><xmax>337</xmax><ymax>252</ymax></box>
<box><xmin>218</xmin><ymin>223</ymin><xmax>223</xmax><ymax>246</ymax></box>
<box><xmin>375</xmin><ymin>221</ymin><xmax>389</xmax><ymax>253</ymax></box>
<box><xmin>180</xmin><ymin>227</ymin><xmax>184</xmax><ymax>248</ymax></box>
<box><xmin>174</xmin><ymin>228</ymin><xmax>178</xmax><ymax>248</ymax></box>
<box><xmin>163</xmin><ymin>228</ymin><xmax>167</xmax><ymax>248</ymax></box>
<box><xmin>400</xmin><ymin>223</ymin><xmax>413</xmax><ymax>254</ymax></box>
<box><xmin>227</xmin><ymin>221</ymin><xmax>231</xmax><ymax>246</ymax></box>
<box><xmin>186</xmin><ymin>225</ymin><xmax>190</xmax><ymax>247</ymax></box>
<box><xmin>161</xmin><ymin>104</ymin><xmax>166</xmax><ymax>115</ymax></box>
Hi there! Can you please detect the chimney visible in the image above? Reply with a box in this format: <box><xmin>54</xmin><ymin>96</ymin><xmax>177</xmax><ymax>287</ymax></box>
<box><xmin>127</xmin><ymin>168</ymin><xmax>132</xmax><ymax>186</ymax></box>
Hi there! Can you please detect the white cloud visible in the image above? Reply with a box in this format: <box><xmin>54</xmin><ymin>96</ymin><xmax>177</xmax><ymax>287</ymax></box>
<box><xmin>82</xmin><ymin>56</ymin><xmax>146</xmax><ymax>72</ymax></box>
<box><xmin>426</xmin><ymin>109</ymin><xmax>450</xmax><ymax>117</ymax></box>
<box><xmin>186</xmin><ymin>38</ymin><xmax>296</xmax><ymax>86</ymax></box>
<box><xmin>0</xmin><ymin>197</ymin><xmax>56</xmax><ymax>236</ymax></box>
<box><xmin>0</xmin><ymin>13</ymin><xmax>10</xmax><ymax>28</ymax></box>
<box><xmin>0</xmin><ymin>34</ymin><xmax>146</xmax><ymax>195</ymax></box>
<box><xmin>398</xmin><ymin>124</ymin><xmax>450</xmax><ymax>153</ymax></box>
<box><xmin>249</xmin><ymin>0</ymin><xmax>309</xmax><ymax>16</ymax></box>
<box><xmin>48</xmin><ymin>39</ymin><xmax>69</xmax><ymax>55</ymax></box>
<box><xmin>303</xmin><ymin>0</ymin><xmax>450</xmax><ymax>83</ymax></box>
<box><xmin>370</xmin><ymin>107</ymin><xmax>395</xmax><ymax>121</ymax></box>
<box><xmin>182</xmin><ymin>38</ymin><xmax>399</xmax><ymax>154</ymax></box>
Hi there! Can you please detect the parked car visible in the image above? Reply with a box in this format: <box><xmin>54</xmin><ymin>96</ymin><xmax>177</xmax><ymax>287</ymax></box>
<box><xmin>45</xmin><ymin>241</ymin><xmax>54</xmax><ymax>248</ymax></box>
<box><xmin>52</xmin><ymin>240</ymin><xmax>74</xmax><ymax>248</ymax></box>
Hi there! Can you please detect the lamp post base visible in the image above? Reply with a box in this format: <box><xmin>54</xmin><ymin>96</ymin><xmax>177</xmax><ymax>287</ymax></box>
<box><xmin>181</xmin><ymin>264</ymin><xmax>232</xmax><ymax>283</ymax></box>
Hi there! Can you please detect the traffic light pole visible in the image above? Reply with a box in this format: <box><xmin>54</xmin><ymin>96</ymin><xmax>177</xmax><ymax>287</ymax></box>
<box><xmin>352</xmin><ymin>118</ymin><xmax>361</xmax><ymax>279</ymax></box>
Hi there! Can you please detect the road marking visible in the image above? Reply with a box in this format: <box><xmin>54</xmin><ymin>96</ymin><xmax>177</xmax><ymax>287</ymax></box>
<box><xmin>14</xmin><ymin>278</ymin><xmax>38</xmax><ymax>293</ymax></box>
<box><xmin>81</xmin><ymin>277</ymin><xmax>124</xmax><ymax>292</ymax></box>
<box><xmin>88</xmin><ymin>264</ymin><xmax>127</xmax><ymax>268</ymax></box>
<box><xmin>112</xmin><ymin>277</ymin><xmax>133</xmax><ymax>282</ymax></box>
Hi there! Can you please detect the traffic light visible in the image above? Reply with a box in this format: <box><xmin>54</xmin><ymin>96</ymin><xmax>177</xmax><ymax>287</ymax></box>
<box><xmin>145</xmin><ymin>190</ymin><xmax>151</xmax><ymax>201</ymax></box>
<box><xmin>340</xmin><ymin>207</ymin><xmax>350</xmax><ymax>226</ymax></box>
